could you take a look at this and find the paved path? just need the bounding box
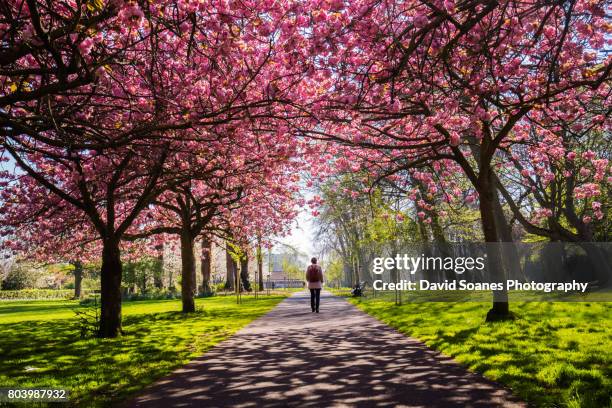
[128,291,524,407]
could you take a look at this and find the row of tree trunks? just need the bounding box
[97,234,270,337]
[222,242,255,292]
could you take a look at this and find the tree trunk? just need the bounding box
[225,245,236,290]
[417,218,437,280]
[479,173,512,321]
[201,238,212,294]
[492,187,523,281]
[467,140,512,320]
[73,260,83,299]
[240,254,251,291]
[154,246,164,289]
[257,245,264,291]
[356,252,372,284]
[352,255,359,285]
[579,242,611,285]
[429,206,456,281]
[99,237,123,338]
[180,229,196,313]
[343,261,353,287]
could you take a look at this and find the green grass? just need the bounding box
[344,291,611,408]
[0,295,286,407]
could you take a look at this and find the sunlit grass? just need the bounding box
[0,295,286,407]
[344,292,611,407]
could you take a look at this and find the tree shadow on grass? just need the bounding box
[0,302,80,315]
[354,299,612,408]
[126,293,524,408]
[0,297,284,408]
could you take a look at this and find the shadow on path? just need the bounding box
[127,291,524,407]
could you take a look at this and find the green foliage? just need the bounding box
[212,282,226,293]
[1,263,41,290]
[0,261,99,291]
[74,295,100,338]
[440,203,484,241]
[0,295,287,407]
[324,258,344,286]
[225,241,245,263]
[348,296,611,408]
[281,258,304,280]
[122,256,163,294]
[363,190,419,246]
[314,174,486,287]
[123,288,180,301]
[0,289,90,300]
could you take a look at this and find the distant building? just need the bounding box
[266,252,304,288]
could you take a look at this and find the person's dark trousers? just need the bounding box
[310,289,321,312]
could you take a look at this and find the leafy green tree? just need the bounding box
[1,262,40,290]
[323,258,343,287]
[123,257,163,295]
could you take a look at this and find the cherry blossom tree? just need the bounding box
[292,0,611,319]
[125,127,303,312]
[2,0,610,333]
[498,106,610,242]
[1,0,307,336]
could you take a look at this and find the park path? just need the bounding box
[128,291,524,408]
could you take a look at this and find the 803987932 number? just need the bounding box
[0,388,69,402]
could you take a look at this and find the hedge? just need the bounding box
[0,289,91,300]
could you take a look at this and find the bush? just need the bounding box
[1,264,40,290]
[212,282,226,293]
[79,295,101,305]
[197,289,215,298]
[123,288,179,301]
[75,295,100,338]
[0,289,89,300]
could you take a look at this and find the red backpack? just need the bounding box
[306,265,322,282]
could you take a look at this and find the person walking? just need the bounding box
[306,257,324,313]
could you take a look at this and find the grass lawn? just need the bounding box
[345,292,611,408]
[0,294,287,407]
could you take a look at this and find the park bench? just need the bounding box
[351,281,367,297]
